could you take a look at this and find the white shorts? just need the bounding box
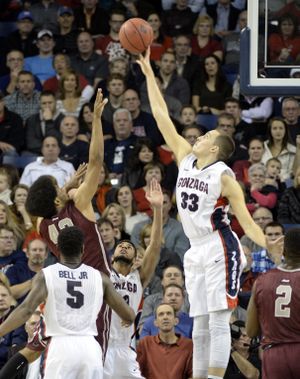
[184,229,246,317]
[104,341,144,379]
[44,335,103,379]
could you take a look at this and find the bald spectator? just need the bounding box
[73,0,109,37]
[5,11,38,58]
[4,71,40,123]
[59,116,89,169]
[20,136,75,187]
[70,31,108,88]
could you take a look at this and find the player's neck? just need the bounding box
[282,260,300,270]
[113,262,131,276]
[195,156,218,170]
[60,258,81,268]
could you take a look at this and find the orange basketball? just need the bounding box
[119,18,153,55]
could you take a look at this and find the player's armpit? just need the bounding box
[20,347,42,363]
[246,282,260,338]
[221,175,266,248]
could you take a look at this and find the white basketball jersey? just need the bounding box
[43,263,103,336]
[109,269,142,343]
[176,155,235,240]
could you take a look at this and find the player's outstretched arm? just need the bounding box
[221,175,266,248]
[0,272,47,338]
[0,348,42,379]
[137,48,192,164]
[139,179,163,288]
[73,89,108,211]
[102,273,136,323]
[246,282,260,338]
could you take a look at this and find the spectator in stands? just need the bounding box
[73,0,109,37]
[240,94,274,126]
[251,221,284,273]
[261,117,296,181]
[56,69,91,117]
[0,51,40,97]
[281,97,300,145]
[181,125,203,146]
[233,137,265,185]
[222,10,247,75]
[43,54,93,100]
[275,0,300,22]
[122,89,164,146]
[54,6,78,56]
[24,30,56,83]
[205,0,241,38]
[6,239,47,297]
[0,225,27,272]
[25,90,63,156]
[192,54,232,114]
[131,190,190,262]
[147,12,173,62]
[0,168,13,206]
[78,102,111,142]
[133,162,164,216]
[268,13,300,64]
[115,185,149,235]
[29,0,59,34]
[59,116,89,169]
[191,14,223,61]
[162,0,198,37]
[0,282,27,369]
[112,0,155,20]
[224,97,257,147]
[179,105,199,129]
[4,70,40,123]
[141,284,193,339]
[97,218,118,260]
[137,303,193,379]
[101,73,126,125]
[139,265,189,324]
[9,184,34,233]
[0,91,24,158]
[102,202,130,240]
[104,108,137,177]
[240,207,273,253]
[278,166,300,224]
[20,136,75,187]
[245,163,278,214]
[173,35,200,88]
[95,9,127,62]
[5,11,38,58]
[71,31,109,88]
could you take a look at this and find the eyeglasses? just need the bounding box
[0,236,15,240]
[253,217,272,222]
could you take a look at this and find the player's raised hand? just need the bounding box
[145,178,163,209]
[136,47,152,76]
[93,89,108,118]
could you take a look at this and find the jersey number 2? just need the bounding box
[274,284,292,318]
[66,280,84,309]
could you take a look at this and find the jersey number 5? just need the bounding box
[66,280,84,309]
[274,284,292,318]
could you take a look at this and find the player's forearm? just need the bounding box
[89,114,104,166]
[150,206,163,250]
[243,222,266,249]
[0,304,33,337]
[10,280,32,300]
[231,351,259,379]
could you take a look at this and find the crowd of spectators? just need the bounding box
[0,0,299,378]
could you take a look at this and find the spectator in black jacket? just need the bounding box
[0,91,24,159]
[278,166,300,224]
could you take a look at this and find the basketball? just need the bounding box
[119,18,153,55]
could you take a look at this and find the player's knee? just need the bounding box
[209,310,231,336]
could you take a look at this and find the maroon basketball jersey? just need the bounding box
[39,201,111,275]
[255,267,300,347]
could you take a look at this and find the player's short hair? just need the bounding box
[163,283,184,297]
[214,134,235,161]
[284,228,300,260]
[57,226,84,258]
[155,302,176,318]
[26,176,57,218]
[115,239,137,257]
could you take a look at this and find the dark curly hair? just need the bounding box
[26,176,57,218]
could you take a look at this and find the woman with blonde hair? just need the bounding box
[56,70,92,117]
[0,200,25,248]
[102,202,130,240]
[191,14,223,61]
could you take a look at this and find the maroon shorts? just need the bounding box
[262,343,300,379]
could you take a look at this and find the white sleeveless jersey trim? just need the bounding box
[176,155,235,240]
[43,263,103,336]
[109,269,142,342]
